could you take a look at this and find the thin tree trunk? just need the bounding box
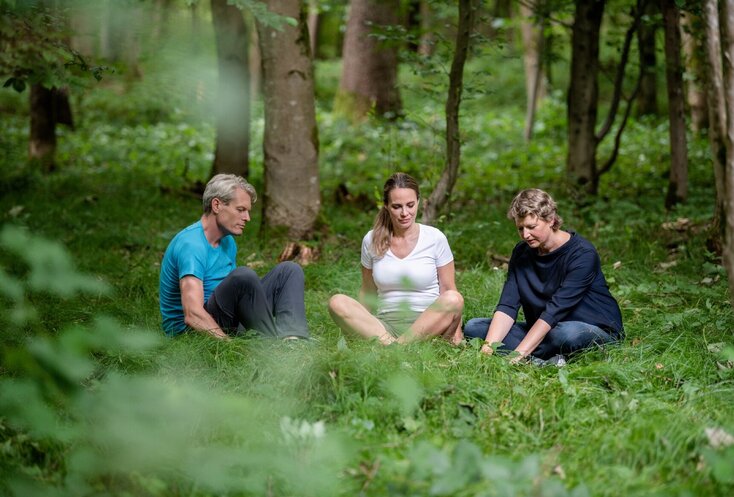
[210,0,250,177]
[661,0,688,208]
[682,11,709,132]
[307,0,320,58]
[422,0,477,224]
[418,0,435,56]
[257,0,320,239]
[566,0,604,187]
[29,84,57,172]
[636,1,658,116]
[520,0,548,142]
[335,0,402,121]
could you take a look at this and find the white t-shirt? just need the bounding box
[361,224,454,315]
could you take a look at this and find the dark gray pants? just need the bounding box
[205,261,310,339]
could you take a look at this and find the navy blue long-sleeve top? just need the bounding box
[496,232,623,336]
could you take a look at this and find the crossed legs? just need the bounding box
[328,290,464,345]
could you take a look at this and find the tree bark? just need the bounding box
[566,0,604,187]
[257,0,320,239]
[719,0,734,308]
[661,0,688,208]
[307,0,320,58]
[703,0,727,251]
[701,0,734,307]
[636,1,658,116]
[422,0,477,224]
[520,0,548,142]
[335,0,402,121]
[29,86,73,173]
[682,11,709,132]
[29,84,57,172]
[210,0,250,178]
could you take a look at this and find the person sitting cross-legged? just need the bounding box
[464,188,623,362]
[159,173,310,340]
[328,172,464,345]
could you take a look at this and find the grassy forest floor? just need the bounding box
[1,45,734,496]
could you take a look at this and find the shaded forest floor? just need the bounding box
[1,55,734,496]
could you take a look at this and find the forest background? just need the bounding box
[1,0,734,496]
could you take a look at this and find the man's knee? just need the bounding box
[276,261,304,281]
[228,266,260,287]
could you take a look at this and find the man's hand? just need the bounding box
[208,328,231,340]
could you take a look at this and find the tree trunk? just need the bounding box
[701,0,734,306]
[257,0,320,239]
[335,0,402,121]
[682,11,709,132]
[210,0,250,178]
[566,0,604,187]
[636,1,658,116]
[29,85,73,173]
[520,0,548,142]
[418,0,435,56]
[703,0,728,252]
[661,0,688,208]
[307,0,320,58]
[422,0,477,224]
[29,84,57,172]
[719,0,734,308]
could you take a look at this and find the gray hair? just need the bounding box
[507,188,563,230]
[202,174,257,214]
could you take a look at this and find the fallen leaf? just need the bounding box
[655,363,664,370]
[705,427,734,449]
[658,260,678,270]
[708,342,726,354]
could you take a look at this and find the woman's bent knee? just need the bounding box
[328,294,350,315]
[438,290,464,312]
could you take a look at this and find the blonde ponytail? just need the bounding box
[370,206,393,257]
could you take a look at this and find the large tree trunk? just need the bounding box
[257,0,320,239]
[335,0,402,121]
[210,0,250,177]
[682,11,709,132]
[566,0,604,187]
[701,0,734,306]
[636,1,658,116]
[661,0,688,208]
[520,0,548,142]
[422,0,477,224]
[724,0,734,310]
[704,0,728,251]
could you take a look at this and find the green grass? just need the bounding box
[2,38,734,497]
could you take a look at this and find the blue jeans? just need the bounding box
[464,318,617,360]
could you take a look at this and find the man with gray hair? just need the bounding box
[159,173,310,340]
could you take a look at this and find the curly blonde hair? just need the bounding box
[507,188,563,230]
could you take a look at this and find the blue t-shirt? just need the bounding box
[159,220,237,335]
[496,232,623,335]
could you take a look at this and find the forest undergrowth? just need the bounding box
[1,53,733,497]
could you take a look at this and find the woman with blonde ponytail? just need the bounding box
[328,173,464,345]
